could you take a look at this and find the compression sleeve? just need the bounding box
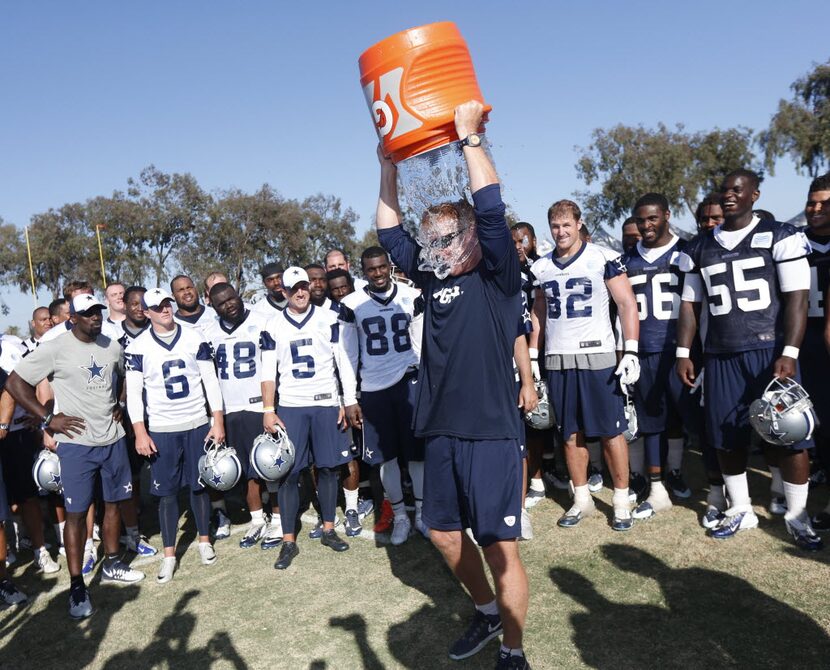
[198,359,224,415]
[125,369,146,426]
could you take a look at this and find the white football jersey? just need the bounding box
[261,304,356,408]
[250,295,286,320]
[174,304,218,337]
[0,336,29,432]
[531,242,627,355]
[125,325,214,429]
[39,320,73,343]
[203,310,268,414]
[340,284,423,392]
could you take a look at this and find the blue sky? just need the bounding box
[1,1,826,331]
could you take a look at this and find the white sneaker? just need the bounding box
[102,559,145,584]
[36,548,61,574]
[633,485,673,520]
[213,510,231,540]
[92,523,101,542]
[414,515,430,539]
[520,509,533,541]
[390,516,411,546]
[199,542,217,565]
[524,489,545,509]
[157,556,176,584]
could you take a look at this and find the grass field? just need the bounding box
[2,451,829,670]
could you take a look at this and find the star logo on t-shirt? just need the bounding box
[80,355,108,383]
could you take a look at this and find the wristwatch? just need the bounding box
[41,412,54,430]
[460,133,482,148]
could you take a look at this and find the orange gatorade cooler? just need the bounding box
[359,22,491,164]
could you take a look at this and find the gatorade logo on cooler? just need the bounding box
[363,67,422,141]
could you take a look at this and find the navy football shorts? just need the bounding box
[278,405,352,470]
[422,436,523,547]
[635,350,703,435]
[799,327,830,440]
[0,430,40,504]
[704,348,812,452]
[548,366,628,439]
[148,424,210,496]
[360,372,424,466]
[56,438,132,513]
[225,410,264,479]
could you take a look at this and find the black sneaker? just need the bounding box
[666,469,691,499]
[321,529,349,552]
[274,541,299,570]
[0,578,27,606]
[496,649,531,669]
[629,472,649,504]
[344,510,362,537]
[448,610,502,660]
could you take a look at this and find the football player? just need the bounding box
[325,249,368,290]
[530,200,640,532]
[104,282,126,328]
[203,271,229,307]
[377,101,531,669]
[205,283,282,550]
[48,298,69,328]
[6,294,145,619]
[342,246,426,543]
[624,193,695,521]
[696,195,725,232]
[676,169,822,550]
[621,217,642,254]
[327,269,355,304]
[24,306,52,352]
[171,274,218,336]
[125,288,226,582]
[251,262,287,319]
[261,267,359,569]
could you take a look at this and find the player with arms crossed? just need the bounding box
[261,267,359,570]
[342,246,426,544]
[377,101,531,669]
[125,288,226,583]
[676,169,822,549]
[529,200,640,532]
[6,294,145,619]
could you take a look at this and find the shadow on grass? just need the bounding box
[99,589,247,669]
[552,544,830,669]
[330,614,384,670]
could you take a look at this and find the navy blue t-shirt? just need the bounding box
[378,184,522,440]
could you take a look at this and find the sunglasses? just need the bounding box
[426,229,465,249]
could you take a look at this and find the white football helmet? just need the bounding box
[198,440,242,491]
[623,389,638,442]
[750,377,817,447]
[524,379,555,431]
[250,429,295,482]
[33,449,62,494]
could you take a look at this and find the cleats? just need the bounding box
[666,469,691,499]
[69,586,92,619]
[710,509,759,539]
[321,529,349,552]
[213,509,231,540]
[701,505,726,530]
[260,521,283,550]
[102,559,145,584]
[198,542,217,565]
[557,502,595,528]
[274,541,299,570]
[524,488,545,509]
[612,508,634,532]
[496,650,531,669]
[390,515,411,545]
[36,548,61,574]
[356,497,374,520]
[344,510,362,537]
[0,578,27,607]
[239,522,265,549]
[157,556,176,584]
[587,467,604,493]
[309,515,341,539]
[785,515,824,551]
[373,500,394,533]
[123,534,158,557]
[82,550,96,576]
[633,486,672,520]
[448,610,502,660]
[769,496,787,516]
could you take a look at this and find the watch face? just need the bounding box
[468,133,481,147]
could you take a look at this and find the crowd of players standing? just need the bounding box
[0,114,829,668]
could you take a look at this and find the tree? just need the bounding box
[574,123,757,227]
[126,165,211,286]
[761,60,830,178]
[0,218,24,288]
[299,194,359,265]
[86,194,149,286]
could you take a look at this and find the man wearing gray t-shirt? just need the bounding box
[6,294,145,620]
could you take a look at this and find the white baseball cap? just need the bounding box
[282,267,310,290]
[69,294,106,315]
[142,287,175,309]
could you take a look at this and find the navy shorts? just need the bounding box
[704,348,812,452]
[56,438,132,513]
[635,350,703,435]
[225,410,264,479]
[148,424,210,496]
[548,366,628,439]
[799,328,830,440]
[361,372,424,466]
[278,405,352,470]
[0,430,40,503]
[0,457,10,522]
[422,436,523,547]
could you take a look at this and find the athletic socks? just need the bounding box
[783,481,809,521]
[722,472,751,510]
[573,484,592,509]
[529,478,545,493]
[666,438,684,472]
[769,466,784,496]
[250,509,265,525]
[343,488,359,513]
[476,599,499,616]
[500,644,524,658]
[612,487,630,510]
